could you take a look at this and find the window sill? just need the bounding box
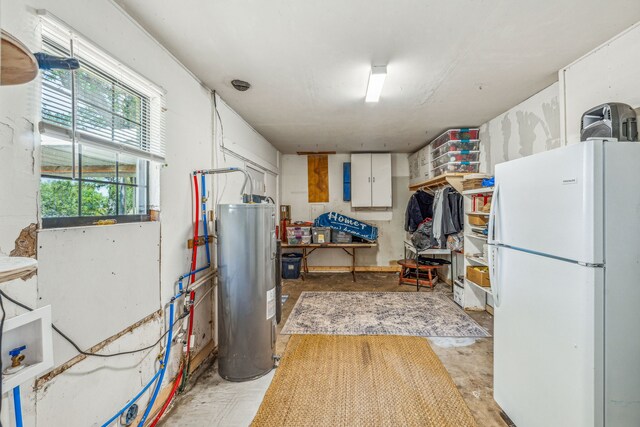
[41,214,151,229]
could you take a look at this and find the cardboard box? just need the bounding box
[472,194,492,211]
[468,214,488,226]
[466,265,491,287]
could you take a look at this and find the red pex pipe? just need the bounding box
[190,174,200,286]
[148,367,183,427]
[148,175,201,426]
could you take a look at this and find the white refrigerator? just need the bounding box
[489,139,640,427]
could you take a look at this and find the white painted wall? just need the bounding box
[0,1,213,424]
[280,153,409,267]
[0,2,279,426]
[560,21,640,144]
[479,82,562,174]
[480,20,640,172]
[212,94,280,206]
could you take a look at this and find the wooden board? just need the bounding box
[1,30,38,86]
[307,155,329,203]
[307,266,400,272]
[409,173,467,193]
[282,243,377,248]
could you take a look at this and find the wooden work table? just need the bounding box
[281,242,377,282]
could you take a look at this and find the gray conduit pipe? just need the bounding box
[193,167,254,202]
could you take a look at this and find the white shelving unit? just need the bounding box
[461,187,494,311]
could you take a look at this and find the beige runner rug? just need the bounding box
[251,335,477,427]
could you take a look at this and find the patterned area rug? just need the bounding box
[281,291,490,338]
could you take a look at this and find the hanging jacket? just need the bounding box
[430,189,444,248]
[404,190,434,232]
[441,187,457,236]
[447,191,463,233]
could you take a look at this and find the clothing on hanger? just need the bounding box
[404,189,434,232]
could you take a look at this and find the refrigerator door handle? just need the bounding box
[488,184,499,244]
[488,245,501,307]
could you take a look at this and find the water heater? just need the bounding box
[216,204,277,381]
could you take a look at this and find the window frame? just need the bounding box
[40,35,155,228]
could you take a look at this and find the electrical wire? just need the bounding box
[213,90,226,160]
[0,290,188,358]
[213,90,229,206]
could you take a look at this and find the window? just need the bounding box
[39,15,165,227]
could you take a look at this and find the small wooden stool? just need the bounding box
[397,259,441,291]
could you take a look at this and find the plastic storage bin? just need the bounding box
[430,128,480,150]
[287,226,311,244]
[431,140,480,159]
[332,231,353,244]
[312,227,331,244]
[409,152,420,182]
[432,161,480,177]
[432,151,480,168]
[282,253,303,279]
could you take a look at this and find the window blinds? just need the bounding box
[39,12,166,163]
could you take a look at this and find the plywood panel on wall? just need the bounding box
[307,155,329,203]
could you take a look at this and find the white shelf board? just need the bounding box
[403,240,451,255]
[464,233,488,241]
[465,256,488,266]
[465,278,493,295]
[0,257,37,284]
[466,211,490,216]
[462,187,494,196]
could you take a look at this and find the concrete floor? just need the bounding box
[160,272,507,426]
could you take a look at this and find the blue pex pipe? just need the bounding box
[100,302,175,427]
[13,386,23,427]
[137,303,175,427]
[100,370,162,427]
[201,174,211,265]
[178,264,210,281]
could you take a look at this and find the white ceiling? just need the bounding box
[116,0,640,153]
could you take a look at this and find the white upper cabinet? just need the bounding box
[350,153,392,208]
[371,153,392,207]
[350,154,372,207]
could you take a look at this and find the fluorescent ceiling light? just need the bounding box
[365,65,387,103]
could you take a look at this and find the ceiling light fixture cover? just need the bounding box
[231,79,251,91]
[365,65,387,103]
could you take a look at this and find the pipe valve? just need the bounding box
[5,345,27,374]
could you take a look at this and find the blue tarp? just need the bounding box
[313,212,378,241]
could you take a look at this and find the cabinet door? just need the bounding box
[371,153,392,207]
[350,153,372,207]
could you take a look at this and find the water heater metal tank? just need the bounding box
[217,204,277,381]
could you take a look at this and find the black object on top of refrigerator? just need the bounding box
[580,102,638,142]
